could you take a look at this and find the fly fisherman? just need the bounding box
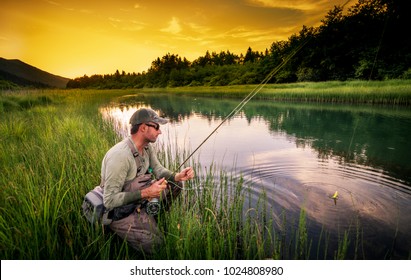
[101,108,195,255]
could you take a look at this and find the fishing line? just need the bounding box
[164,39,310,193]
[369,10,389,80]
[177,40,309,171]
[167,1,357,193]
[175,0,356,174]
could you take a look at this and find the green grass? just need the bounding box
[0,88,400,260]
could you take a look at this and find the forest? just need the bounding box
[66,0,411,89]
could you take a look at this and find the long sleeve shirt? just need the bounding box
[101,136,174,209]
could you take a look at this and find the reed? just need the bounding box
[0,89,374,260]
[153,163,279,260]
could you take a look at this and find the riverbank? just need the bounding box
[136,79,411,105]
[1,79,410,107]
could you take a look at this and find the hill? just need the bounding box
[0,58,69,88]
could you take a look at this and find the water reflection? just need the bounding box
[100,93,411,259]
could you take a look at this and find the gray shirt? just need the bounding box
[101,136,174,209]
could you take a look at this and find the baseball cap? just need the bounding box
[129,108,168,126]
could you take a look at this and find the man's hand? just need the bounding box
[141,178,167,199]
[175,167,195,182]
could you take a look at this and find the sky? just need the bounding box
[1,0,351,79]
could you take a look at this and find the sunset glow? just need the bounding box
[1,0,350,78]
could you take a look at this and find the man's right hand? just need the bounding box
[141,178,167,200]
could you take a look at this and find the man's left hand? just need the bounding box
[175,167,195,182]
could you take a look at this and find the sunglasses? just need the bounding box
[145,123,160,131]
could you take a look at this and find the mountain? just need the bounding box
[0,58,69,88]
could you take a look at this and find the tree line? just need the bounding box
[67,0,411,89]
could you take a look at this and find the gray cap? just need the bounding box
[129,108,168,126]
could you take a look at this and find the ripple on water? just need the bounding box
[236,159,411,244]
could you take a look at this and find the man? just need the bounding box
[101,107,195,254]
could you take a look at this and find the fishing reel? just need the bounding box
[145,178,168,216]
[146,198,160,216]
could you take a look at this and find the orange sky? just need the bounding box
[1,0,350,78]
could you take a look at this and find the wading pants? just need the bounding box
[109,208,161,255]
[109,179,182,255]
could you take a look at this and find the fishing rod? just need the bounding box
[163,39,309,197]
[177,39,308,170]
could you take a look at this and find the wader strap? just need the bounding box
[127,137,139,158]
[126,138,142,175]
[100,138,142,189]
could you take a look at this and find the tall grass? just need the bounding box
[0,90,122,259]
[0,89,369,259]
[153,165,280,259]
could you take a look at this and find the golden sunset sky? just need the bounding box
[1,0,350,78]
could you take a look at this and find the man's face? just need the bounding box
[143,122,161,143]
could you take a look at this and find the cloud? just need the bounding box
[245,0,332,11]
[109,17,122,23]
[108,17,145,31]
[79,9,93,14]
[187,22,211,34]
[46,0,61,6]
[161,17,182,34]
